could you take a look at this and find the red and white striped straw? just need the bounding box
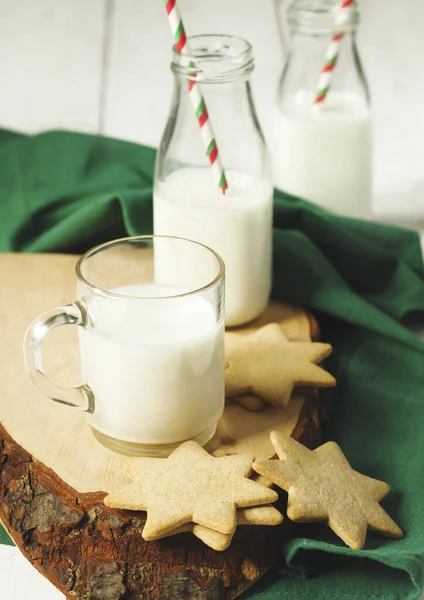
[314,0,355,105]
[164,0,228,194]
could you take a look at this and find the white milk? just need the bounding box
[154,169,273,327]
[80,284,224,446]
[273,91,372,218]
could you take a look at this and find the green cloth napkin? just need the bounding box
[1,130,423,599]
[0,524,12,547]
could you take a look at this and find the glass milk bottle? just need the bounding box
[154,35,273,327]
[273,0,372,218]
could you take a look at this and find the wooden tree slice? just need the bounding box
[0,254,324,600]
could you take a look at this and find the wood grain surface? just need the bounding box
[0,253,323,599]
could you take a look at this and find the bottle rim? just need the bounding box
[288,2,360,35]
[171,34,254,83]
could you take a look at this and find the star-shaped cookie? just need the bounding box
[104,441,278,540]
[156,505,284,551]
[225,323,336,407]
[253,432,403,550]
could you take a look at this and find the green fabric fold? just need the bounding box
[0,525,13,547]
[0,130,423,599]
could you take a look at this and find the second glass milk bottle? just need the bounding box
[273,0,372,218]
[154,35,273,327]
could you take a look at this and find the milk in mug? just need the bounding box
[273,91,372,218]
[154,168,273,327]
[80,284,224,446]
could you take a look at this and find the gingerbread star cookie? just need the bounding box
[234,394,267,412]
[225,323,335,407]
[104,440,278,540]
[253,432,403,550]
[157,505,284,551]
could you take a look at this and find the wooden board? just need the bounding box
[0,253,323,600]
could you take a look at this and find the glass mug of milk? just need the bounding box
[24,236,225,457]
[273,0,372,218]
[154,34,273,327]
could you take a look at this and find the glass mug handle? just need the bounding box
[24,301,94,412]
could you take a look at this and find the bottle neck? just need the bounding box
[171,34,254,85]
[279,29,369,110]
[290,27,357,63]
[160,34,269,178]
[171,34,261,132]
[288,0,360,35]
[172,75,267,158]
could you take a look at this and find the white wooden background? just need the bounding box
[0,0,423,223]
[0,0,423,598]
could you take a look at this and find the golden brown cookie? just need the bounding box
[252,472,274,489]
[225,323,335,407]
[212,451,274,489]
[155,522,232,551]
[211,449,228,457]
[155,504,284,550]
[227,301,312,342]
[253,432,403,550]
[233,394,268,412]
[237,505,283,526]
[104,441,278,540]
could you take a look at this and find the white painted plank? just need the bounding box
[0,545,64,599]
[102,0,282,148]
[358,0,424,221]
[0,0,107,134]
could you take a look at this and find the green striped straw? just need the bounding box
[164,0,228,194]
[315,0,355,105]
